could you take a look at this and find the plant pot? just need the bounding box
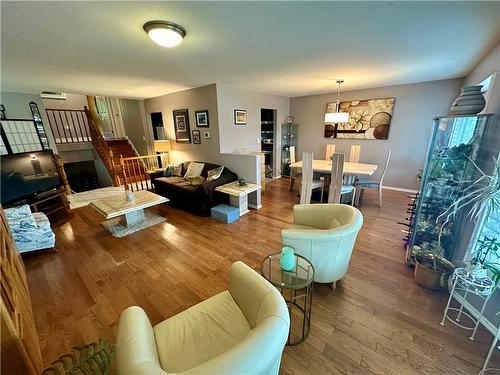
[449,85,486,115]
[414,254,455,290]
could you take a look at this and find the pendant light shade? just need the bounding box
[325,112,349,123]
[325,79,349,124]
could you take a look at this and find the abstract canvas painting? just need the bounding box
[324,97,395,140]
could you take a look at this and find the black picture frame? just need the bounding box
[192,130,201,144]
[173,109,191,143]
[195,110,209,127]
[234,109,247,125]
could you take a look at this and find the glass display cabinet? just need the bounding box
[406,114,493,263]
[281,123,298,177]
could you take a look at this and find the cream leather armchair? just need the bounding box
[281,204,363,287]
[116,261,290,375]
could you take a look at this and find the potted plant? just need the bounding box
[468,236,500,286]
[414,155,500,290]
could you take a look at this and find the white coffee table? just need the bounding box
[90,190,169,237]
[215,181,260,215]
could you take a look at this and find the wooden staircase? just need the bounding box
[106,138,142,183]
[84,107,142,186]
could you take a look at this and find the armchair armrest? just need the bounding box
[116,306,167,375]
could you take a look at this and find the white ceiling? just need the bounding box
[2,1,499,99]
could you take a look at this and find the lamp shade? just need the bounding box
[154,140,171,153]
[325,112,349,123]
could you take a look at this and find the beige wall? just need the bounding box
[42,93,87,110]
[289,78,463,190]
[216,84,290,176]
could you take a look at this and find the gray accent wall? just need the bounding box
[143,84,221,165]
[120,99,149,156]
[289,79,463,190]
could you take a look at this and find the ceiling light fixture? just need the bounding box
[143,20,186,48]
[325,79,349,123]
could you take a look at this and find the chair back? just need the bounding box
[379,149,392,185]
[328,153,345,204]
[325,144,336,160]
[289,145,296,164]
[300,152,314,204]
[349,144,361,163]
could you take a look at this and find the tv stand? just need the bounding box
[29,187,72,227]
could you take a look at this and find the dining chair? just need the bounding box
[327,153,356,206]
[325,144,336,160]
[349,145,361,163]
[288,146,301,191]
[357,149,392,207]
[300,152,324,204]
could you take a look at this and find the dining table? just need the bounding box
[288,160,378,191]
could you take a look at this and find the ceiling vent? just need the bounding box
[40,91,67,100]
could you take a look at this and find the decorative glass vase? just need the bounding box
[449,85,486,115]
[280,247,295,271]
[126,190,134,201]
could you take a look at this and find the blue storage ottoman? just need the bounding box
[211,204,240,224]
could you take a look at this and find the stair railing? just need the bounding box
[84,107,120,186]
[120,153,168,191]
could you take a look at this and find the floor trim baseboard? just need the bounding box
[383,186,418,194]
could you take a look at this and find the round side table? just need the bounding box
[261,253,314,346]
[440,267,494,340]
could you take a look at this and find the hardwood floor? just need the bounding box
[24,179,498,374]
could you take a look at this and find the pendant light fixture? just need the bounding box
[325,79,349,123]
[143,20,186,48]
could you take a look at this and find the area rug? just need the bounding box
[100,211,166,237]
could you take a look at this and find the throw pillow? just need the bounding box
[207,166,224,181]
[163,164,182,177]
[184,162,205,179]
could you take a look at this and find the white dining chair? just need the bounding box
[327,153,356,206]
[349,145,361,163]
[288,145,301,191]
[300,152,324,204]
[357,149,391,207]
[325,144,336,160]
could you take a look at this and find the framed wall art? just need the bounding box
[234,109,247,125]
[192,130,201,144]
[173,109,191,143]
[324,97,395,140]
[195,110,209,127]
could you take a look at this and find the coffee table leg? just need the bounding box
[120,209,145,227]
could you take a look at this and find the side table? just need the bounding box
[261,253,314,345]
[215,181,260,216]
[440,267,495,340]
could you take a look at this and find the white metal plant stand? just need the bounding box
[479,324,499,374]
[440,267,494,340]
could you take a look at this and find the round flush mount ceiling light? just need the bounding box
[143,20,186,47]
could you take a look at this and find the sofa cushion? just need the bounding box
[155,176,190,187]
[184,162,205,179]
[185,176,206,186]
[153,290,251,373]
[207,166,224,181]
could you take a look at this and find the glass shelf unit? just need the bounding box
[281,123,298,177]
[406,114,493,263]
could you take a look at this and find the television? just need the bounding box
[1,150,62,205]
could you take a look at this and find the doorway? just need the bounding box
[261,108,277,179]
[150,112,164,140]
